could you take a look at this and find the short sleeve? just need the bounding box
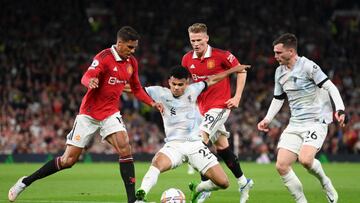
[188,82,206,99]
[144,86,163,102]
[222,51,240,69]
[304,60,328,85]
[87,56,106,76]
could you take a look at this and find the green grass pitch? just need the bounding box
[1,162,359,202]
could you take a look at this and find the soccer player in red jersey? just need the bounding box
[8,26,163,203]
[182,23,253,203]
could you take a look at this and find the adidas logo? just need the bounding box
[113,67,118,71]
[190,64,196,69]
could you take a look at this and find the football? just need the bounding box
[160,188,186,203]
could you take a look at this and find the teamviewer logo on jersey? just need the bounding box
[108,77,127,85]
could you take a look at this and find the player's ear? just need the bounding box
[289,47,295,54]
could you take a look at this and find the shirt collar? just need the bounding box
[111,45,123,61]
[192,45,212,59]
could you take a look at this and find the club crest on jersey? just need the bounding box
[127,64,133,75]
[74,134,81,141]
[89,59,99,70]
[207,60,215,69]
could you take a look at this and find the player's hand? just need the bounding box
[123,84,132,93]
[335,110,347,127]
[257,118,270,132]
[152,102,164,114]
[236,64,251,72]
[88,78,99,89]
[225,97,240,108]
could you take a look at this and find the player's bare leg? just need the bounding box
[277,148,307,203]
[299,146,338,203]
[189,164,229,203]
[8,145,82,202]
[106,131,136,203]
[203,164,229,189]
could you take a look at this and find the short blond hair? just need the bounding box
[188,23,207,34]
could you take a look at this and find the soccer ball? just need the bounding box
[160,188,186,203]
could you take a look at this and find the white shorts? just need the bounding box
[199,108,230,143]
[277,122,328,155]
[158,140,218,174]
[66,112,127,148]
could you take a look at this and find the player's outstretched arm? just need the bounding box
[321,80,346,127]
[225,64,250,108]
[257,97,285,132]
[151,102,164,114]
[257,119,270,132]
[123,84,132,93]
[206,64,250,86]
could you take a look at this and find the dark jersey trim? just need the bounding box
[202,81,208,92]
[274,93,286,100]
[317,78,329,88]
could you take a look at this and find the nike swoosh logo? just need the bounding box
[327,194,334,203]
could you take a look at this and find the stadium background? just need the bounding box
[1,0,359,161]
[1,1,360,203]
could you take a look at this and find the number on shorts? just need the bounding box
[306,131,317,140]
[198,147,213,160]
[116,117,122,124]
[204,114,215,125]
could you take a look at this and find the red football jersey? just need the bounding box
[79,45,153,120]
[182,45,240,115]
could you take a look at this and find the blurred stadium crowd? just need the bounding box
[1,0,359,157]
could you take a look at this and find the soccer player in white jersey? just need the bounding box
[135,65,250,203]
[257,33,346,203]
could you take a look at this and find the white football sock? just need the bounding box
[307,159,329,185]
[281,169,307,203]
[237,175,247,186]
[140,165,160,194]
[196,180,220,192]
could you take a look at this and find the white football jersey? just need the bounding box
[274,56,333,124]
[145,82,205,142]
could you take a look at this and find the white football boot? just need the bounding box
[323,178,338,203]
[197,191,211,203]
[239,178,254,203]
[8,176,27,202]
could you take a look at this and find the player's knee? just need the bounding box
[217,178,230,189]
[275,161,290,175]
[60,156,77,168]
[151,160,166,172]
[298,156,313,169]
[151,158,161,168]
[116,145,132,157]
[214,139,229,150]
